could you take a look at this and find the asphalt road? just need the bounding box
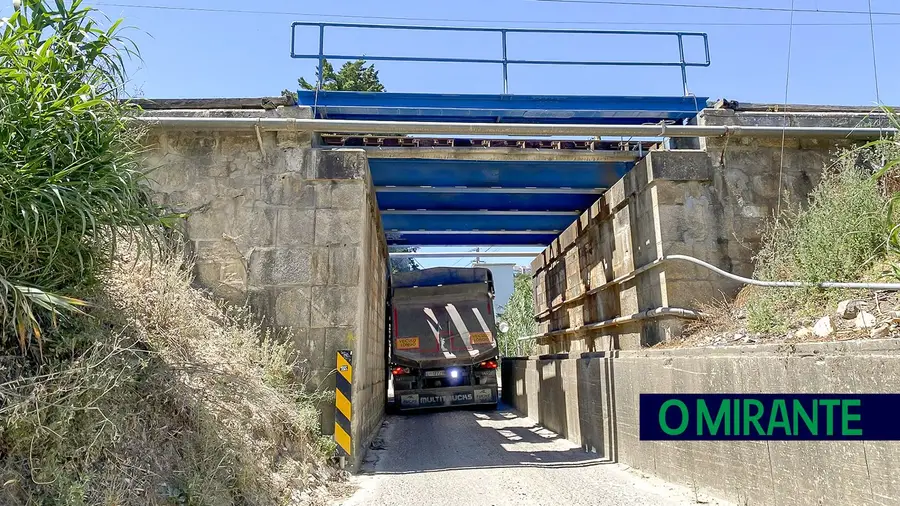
[340,405,727,506]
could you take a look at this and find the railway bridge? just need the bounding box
[137,22,900,506]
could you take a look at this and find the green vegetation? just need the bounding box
[0,0,158,354]
[389,246,421,274]
[0,2,337,503]
[867,110,900,281]
[745,137,900,333]
[0,248,341,505]
[497,273,537,357]
[299,59,385,92]
[283,58,385,102]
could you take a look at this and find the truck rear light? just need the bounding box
[392,366,410,376]
[478,359,498,369]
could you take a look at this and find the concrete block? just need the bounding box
[331,181,366,210]
[165,131,218,160]
[231,205,277,251]
[310,286,359,327]
[194,261,221,287]
[248,247,313,286]
[275,209,315,247]
[311,247,329,285]
[328,246,360,286]
[261,173,316,208]
[323,327,355,367]
[185,200,235,241]
[312,181,333,209]
[292,327,325,371]
[274,287,312,328]
[647,150,713,181]
[315,208,362,246]
[307,150,368,180]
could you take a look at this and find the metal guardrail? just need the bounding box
[289,22,710,96]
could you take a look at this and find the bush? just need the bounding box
[0,245,342,505]
[746,144,895,332]
[754,152,888,284]
[0,0,159,353]
[497,273,537,357]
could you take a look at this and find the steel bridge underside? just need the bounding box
[300,90,708,247]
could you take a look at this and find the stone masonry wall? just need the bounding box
[143,111,388,468]
[531,108,864,350]
[351,171,388,464]
[531,150,727,352]
[502,340,900,506]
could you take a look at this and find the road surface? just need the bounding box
[340,405,727,506]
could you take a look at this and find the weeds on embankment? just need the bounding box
[1,2,340,503]
[0,246,344,505]
[682,119,900,344]
[744,144,894,334]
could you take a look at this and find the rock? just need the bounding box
[836,299,865,319]
[731,333,744,341]
[854,311,877,329]
[813,316,834,337]
[871,324,890,338]
[889,310,900,322]
[795,327,814,339]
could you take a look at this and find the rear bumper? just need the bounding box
[394,385,498,410]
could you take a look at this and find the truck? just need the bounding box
[388,267,500,411]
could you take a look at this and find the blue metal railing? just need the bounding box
[289,22,710,96]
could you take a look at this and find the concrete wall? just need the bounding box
[143,108,387,468]
[502,340,900,506]
[530,107,866,351]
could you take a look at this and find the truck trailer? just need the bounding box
[388,267,500,411]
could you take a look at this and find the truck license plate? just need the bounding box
[470,332,493,345]
[396,337,419,350]
[474,388,494,403]
[424,370,446,377]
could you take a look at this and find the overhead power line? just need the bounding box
[530,0,900,17]
[867,0,881,103]
[95,2,900,26]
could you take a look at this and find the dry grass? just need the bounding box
[0,243,345,505]
[684,292,743,336]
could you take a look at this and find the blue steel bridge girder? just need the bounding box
[367,158,631,189]
[299,91,707,125]
[371,156,626,245]
[288,22,712,247]
[375,185,604,247]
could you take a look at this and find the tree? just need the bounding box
[389,246,421,274]
[282,58,385,102]
[0,0,159,354]
[496,273,537,357]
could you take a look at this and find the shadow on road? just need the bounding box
[360,403,610,475]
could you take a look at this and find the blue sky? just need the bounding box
[71,0,897,105]
[5,0,896,267]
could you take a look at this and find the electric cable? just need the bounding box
[94,2,900,27]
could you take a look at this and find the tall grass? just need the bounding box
[753,153,888,284]
[745,138,899,333]
[863,108,900,281]
[0,0,159,353]
[0,245,342,505]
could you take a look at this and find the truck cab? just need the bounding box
[389,267,499,411]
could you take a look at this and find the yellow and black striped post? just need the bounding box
[334,350,353,459]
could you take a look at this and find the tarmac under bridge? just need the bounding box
[137,22,900,505]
